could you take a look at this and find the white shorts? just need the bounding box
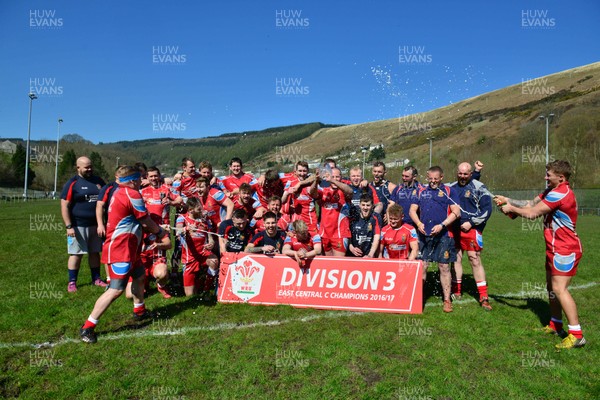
[67,226,102,255]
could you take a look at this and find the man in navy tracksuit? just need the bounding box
[447,162,493,310]
[348,194,382,258]
[390,166,424,226]
[369,161,396,222]
[409,166,461,313]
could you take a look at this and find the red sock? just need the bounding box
[476,280,488,299]
[549,318,563,332]
[568,324,583,339]
[452,280,462,295]
[82,317,98,330]
[133,303,146,315]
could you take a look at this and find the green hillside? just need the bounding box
[270,62,600,191]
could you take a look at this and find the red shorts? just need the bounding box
[545,251,581,277]
[109,262,145,290]
[182,256,213,287]
[141,255,167,278]
[455,229,483,252]
[321,236,349,253]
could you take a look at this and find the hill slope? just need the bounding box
[260,62,600,190]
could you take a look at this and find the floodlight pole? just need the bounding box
[361,147,368,178]
[539,114,554,188]
[53,118,63,199]
[24,93,38,201]
[539,113,554,165]
[426,137,435,167]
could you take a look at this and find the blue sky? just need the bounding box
[1,0,598,144]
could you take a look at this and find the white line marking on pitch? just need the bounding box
[0,282,596,350]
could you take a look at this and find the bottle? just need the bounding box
[497,203,517,219]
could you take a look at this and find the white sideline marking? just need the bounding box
[0,282,597,350]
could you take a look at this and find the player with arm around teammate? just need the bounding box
[370,161,397,222]
[176,197,219,297]
[317,167,353,257]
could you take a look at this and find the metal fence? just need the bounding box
[0,188,58,203]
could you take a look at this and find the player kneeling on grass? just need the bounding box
[80,166,169,344]
[282,220,322,270]
[219,209,254,253]
[348,194,381,258]
[379,204,418,260]
[245,212,287,254]
[124,222,173,300]
[495,160,586,349]
[176,197,219,298]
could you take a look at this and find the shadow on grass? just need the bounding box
[97,290,218,336]
[449,271,551,325]
[490,295,551,326]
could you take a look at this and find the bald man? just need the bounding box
[447,162,493,310]
[60,156,107,292]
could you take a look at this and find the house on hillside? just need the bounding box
[0,140,17,154]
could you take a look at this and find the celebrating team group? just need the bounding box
[60,155,585,349]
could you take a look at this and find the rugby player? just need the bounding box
[317,167,353,257]
[369,161,396,220]
[245,212,287,254]
[282,162,320,235]
[409,166,461,313]
[282,220,322,269]
[218,209,254,253]
[390,166,423,226]
[79,166,168,343]
[193,176,234,231]
[219,157,255,199]
[61,156,107,292]
[379,203,418,260]
[250,196,291,232]
[496,160,586,349]
[348,194,381,258]
[447,162,493,310]
[176,197,218,297]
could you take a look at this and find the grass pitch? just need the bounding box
[1,200,599,399]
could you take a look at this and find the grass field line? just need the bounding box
[1,281,596,350]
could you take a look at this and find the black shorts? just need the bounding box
[418,235,456,264]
